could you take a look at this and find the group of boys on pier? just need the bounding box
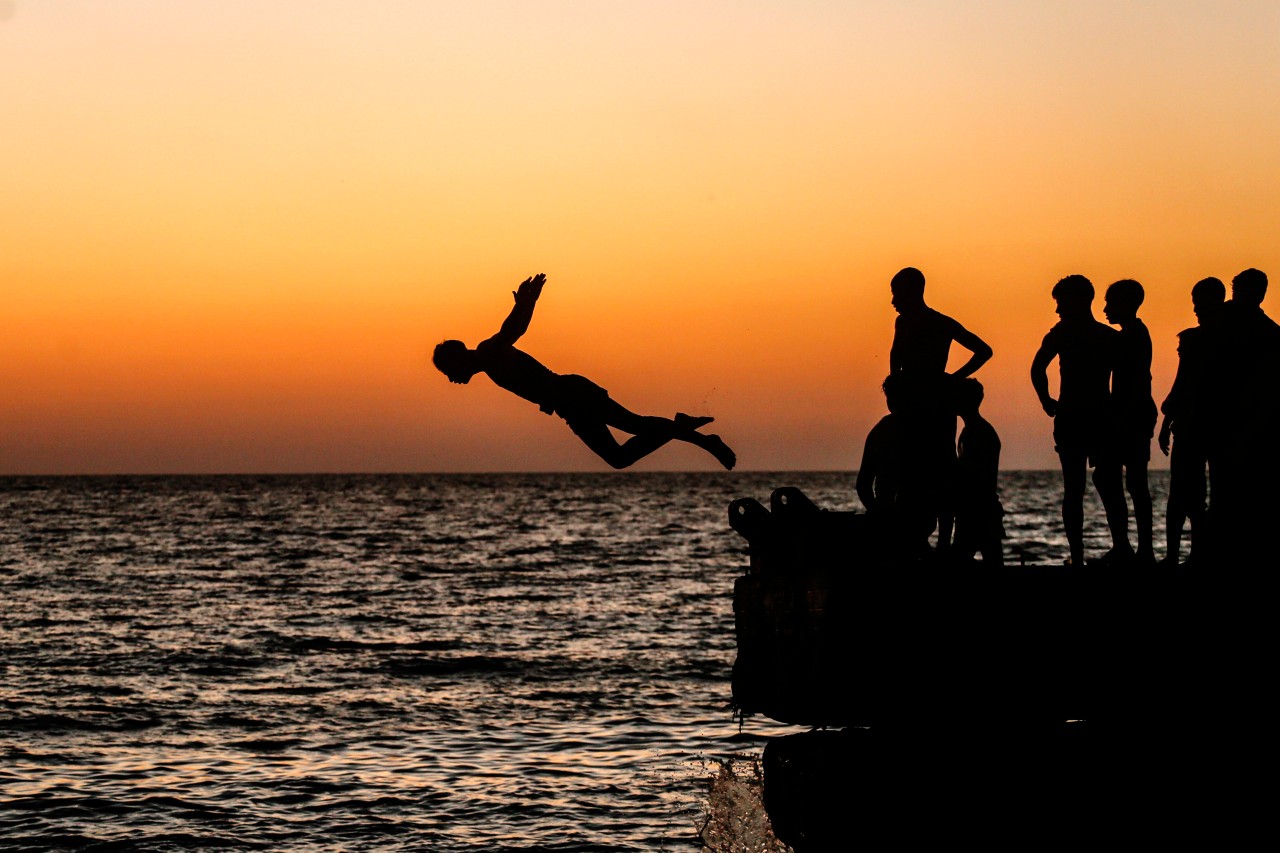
[858,265,1280,568]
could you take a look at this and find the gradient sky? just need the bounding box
[3,1,1278,473]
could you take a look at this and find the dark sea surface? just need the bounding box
[0,471,1168,851]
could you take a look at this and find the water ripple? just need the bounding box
[0,471,1116,850]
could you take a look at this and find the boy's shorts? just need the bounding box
[1117,401,1158,465]
[1053,410,1115,467]
[548,374,611,425]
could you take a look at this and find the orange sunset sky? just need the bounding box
[3,1,1279,474]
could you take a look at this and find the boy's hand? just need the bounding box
[514,273,545,303]
[1158,418,1172,456]
[1040,397,1057,417]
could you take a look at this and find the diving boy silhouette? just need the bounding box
[1103,279,1158,566]
[433,274,736,470]
[1030,275,1129,566]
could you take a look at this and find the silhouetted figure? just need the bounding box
[858,375,926,557]
[888,267,993,556]
[1206,268,1280,562]
[1158,277,1225,567]
[890,268,994,379]
[433,273,736,470]
[949,378,1005,566]
[856,376,901,515]
[1031,275,1129,566]
[1103,279,1157,566]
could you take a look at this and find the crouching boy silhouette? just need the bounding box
[432,273,736,470]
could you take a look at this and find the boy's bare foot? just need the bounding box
[675,413,714,431]
[1090,547,1135,567]
[702,434,736,470]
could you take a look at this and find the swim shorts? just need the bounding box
[1053,408,1115,467]
[547,374,611,424]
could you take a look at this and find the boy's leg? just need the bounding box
[936,505,954,554]
[566,415,671,469]
[1166,433,1212,564]
[566,398,734,469]
[1059,450,1087,565]
[1163,441,1186,564]
[600,399,734,469]
[1126,456,1154,562]
[1055,414,1091,565]
[1184,446,1208,561]
[1092,462,1132,559]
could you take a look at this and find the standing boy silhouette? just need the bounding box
[1158,277,1225,566]
[1103,279,1158,566]
[950,377,1005,566]
[433,273,736,470]
[1207,268,1280,562]
[1030,275,1129,566]
[887,267,992,555]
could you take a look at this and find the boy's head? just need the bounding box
[1191,277,1226,323]
[952,377,984,416]
[1103,279,1144,324]
[1232,268,1268,307]
[1050,274,1094,318]
[881,373,903,414]
[890,267,926,314]
[433,340,476,384]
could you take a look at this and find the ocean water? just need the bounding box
[0,471,1168,851]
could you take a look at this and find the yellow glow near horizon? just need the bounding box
[3,1,1279,473]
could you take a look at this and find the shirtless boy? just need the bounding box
[433,274,736,470]
[1030,275,1129,566]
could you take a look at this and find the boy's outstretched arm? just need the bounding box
[490,273,546,346]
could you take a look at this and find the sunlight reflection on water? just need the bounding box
[0,471,1164,850]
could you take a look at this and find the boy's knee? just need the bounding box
[595,445,632,469]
